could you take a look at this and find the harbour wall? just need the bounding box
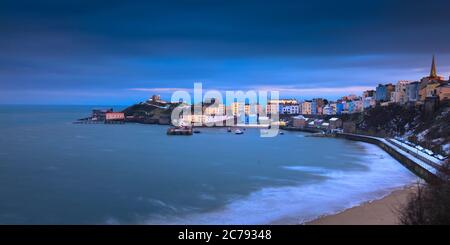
[335,133,441,184]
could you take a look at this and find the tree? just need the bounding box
[398,161,450,225]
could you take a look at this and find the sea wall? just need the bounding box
[335,133,441,184]
[282,126,323,133]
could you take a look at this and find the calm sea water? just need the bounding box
[0,105,417,224]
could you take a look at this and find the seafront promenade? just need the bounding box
[335,133,444,183]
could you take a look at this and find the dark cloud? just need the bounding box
[1,0,450,104]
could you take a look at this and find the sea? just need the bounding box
[0,105,418,224]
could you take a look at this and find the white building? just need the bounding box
[281,104,300,114]
[363,97,376,109]
[354,99,364,112]
[393,80,410,104]
[322,104,335,115]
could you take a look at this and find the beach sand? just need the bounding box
[272,185,416,225]
[305,185,416,225]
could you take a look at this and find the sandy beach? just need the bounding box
[305,185,416,225]
[272,185,417,225]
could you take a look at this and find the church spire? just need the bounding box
[430,55,437,78]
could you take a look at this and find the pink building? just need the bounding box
[106,112,125,121]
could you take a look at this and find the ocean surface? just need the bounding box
[0,105,417,224]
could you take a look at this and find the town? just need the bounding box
[76,56,449,161]
[75,55,450,188]
[77,56,449,137]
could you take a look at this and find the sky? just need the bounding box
[1,0,450,105]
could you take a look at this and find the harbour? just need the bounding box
[0,105,417,224]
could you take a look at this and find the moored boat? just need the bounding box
[234,129,243,134]
[167,126,193,135]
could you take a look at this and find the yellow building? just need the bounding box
[243,104,263,115]
[419,56,446,101]
[204,103,225,116]
[301,101,312,115]
[230,102,244,116]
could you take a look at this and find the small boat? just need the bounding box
[234,129,244,134]
[227,127,232,132]
[279,132,284,135]
[193,130,201,134]
[167,126,193,135]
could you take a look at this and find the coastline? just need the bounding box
[272,185,416,225]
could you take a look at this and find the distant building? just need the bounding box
[231,102,244,116]
[363,90,375,98]
[292,115,308,128]
[105,112,125,121]
[148,94,168,104]
[419,56,446,101]
[346,101,354,113]
[353,99,363,112]
[281,103,300,114]
[267,99,298,115]
[150,94,161,101]
[406,81,420,102]
[422,81,441,99]
[336,102,344,115]
[317,106,323,115]
[268,99,298,105]
[329,117,342,130]
[313,98,326,115]
[375,83,395,102]
[363,97,375,109]
[204,103,226,116]
[342,94,358,101]
[311,100,318,115]
[323,104,334,115]
[313,119,323,128]
[321,122,330,130]
[92,108,113,121]
[330,102,337,114]
[229,101,262,116]
[302,100,312,115]
[392,80,410,104]
[436,83,450,101]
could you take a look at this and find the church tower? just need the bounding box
[430,55,437,78]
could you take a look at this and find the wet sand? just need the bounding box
[272,185,416,225]
[305,185,416,225]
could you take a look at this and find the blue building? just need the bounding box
[311,100,317,115]
[375,83,395,102]
[406,81,420,102]
[336,103,344,115]
[347,101,354,113]
[375,84,387,101]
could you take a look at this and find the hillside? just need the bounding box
[121,101,181,124]
[342,103,450,155]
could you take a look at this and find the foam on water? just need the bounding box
[145,142,418,224]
